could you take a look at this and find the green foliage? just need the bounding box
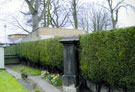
[21,70,28,80]
[80,27,135,90]
[41,71,62,86]
[0,70,28,92]
[51,74,62,86]
[12,65,41,76]
[34,88,40,92]
[4,45,17,55]
[17,41,40,63]
[17,38,64,70]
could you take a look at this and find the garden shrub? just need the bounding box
[21,70,28,80]
[34,88,40,92]
[17,41,40,63]
[80,27,135,90]
[17,38,63,71]
[39,38,63,69]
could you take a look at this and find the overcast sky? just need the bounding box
[0,0,135,38]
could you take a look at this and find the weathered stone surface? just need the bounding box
[63,44,77,75]
[100,85,108,92]
[62,75,77,86]
[86,80,133,92]
[60,37,79,92]
[86,80,97,92]
[63,84,77,92]
[0,47,5,69]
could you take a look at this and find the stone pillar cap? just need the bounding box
[60,36,79,44]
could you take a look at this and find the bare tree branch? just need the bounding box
[39,0,49,21]
[25,0,36,14]
[113,0,124,11]
[11,16,31,33]
[104,0,135,28]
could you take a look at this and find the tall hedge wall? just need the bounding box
[17,38,63,70]
[80,27,135,89]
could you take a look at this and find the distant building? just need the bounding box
[22,27,85,42]
[0,34,27,46]
[8,34,27,43]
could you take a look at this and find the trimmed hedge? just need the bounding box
[6,27,135,90]
[4,45,17,55]
[80,27,135,89]
[17,38,64,70]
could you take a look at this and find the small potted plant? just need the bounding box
[21,70,28,80]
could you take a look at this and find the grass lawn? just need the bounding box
[0,70,28,92]
[12,65,41,76]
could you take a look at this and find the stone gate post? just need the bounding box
[60,37,79,92]
[0,46,5,69]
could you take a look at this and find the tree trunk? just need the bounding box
[72,0,78,29]
[111,13,116,29]
[47,1,50,27]
[32,14,39,31]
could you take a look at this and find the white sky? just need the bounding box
[0,0,27,38]
[0,0,135,38]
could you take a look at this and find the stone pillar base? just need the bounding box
[63,85,77,92]
[62,75,78,92]
[63,75,77,86]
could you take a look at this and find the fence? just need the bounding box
[4,45,20,65]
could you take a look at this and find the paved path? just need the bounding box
[6,67,61,92]
[30,76,61,92]
[6,67,21,79]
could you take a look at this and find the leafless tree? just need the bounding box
[103,0,135,28]
[79,3,112,32]
[49,0,69,28]
[40,0,51,27]
[72,0,78,29]
[10,16,31,33]
[63,0,81,29]
[25,0,49,31]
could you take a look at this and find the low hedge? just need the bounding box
[17,38,64,71]
[80,27,135,90]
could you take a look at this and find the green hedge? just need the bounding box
[80,27,135,89]
[4,45,17,55]
[17,38,63,70]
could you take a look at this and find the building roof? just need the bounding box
[8,34,27,40]
[8,34,27,36]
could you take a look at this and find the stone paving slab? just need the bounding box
[6,67,21,79]
[6,67,61,92]
[30,76,61,92]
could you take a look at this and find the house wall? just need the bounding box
[22,27,85,42]
[38,27,85,37]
